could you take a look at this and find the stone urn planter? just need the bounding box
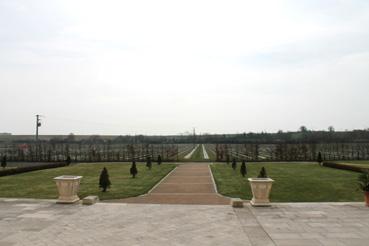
[54,175,83,204]
[248,167,274,207]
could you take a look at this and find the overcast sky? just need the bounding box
[1,0,369,135]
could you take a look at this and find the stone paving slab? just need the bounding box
[114,194,232,205]
[1,199,369,245]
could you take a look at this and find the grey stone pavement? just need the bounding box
[1,199,369,246]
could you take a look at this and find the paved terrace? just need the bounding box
[0,199,369,245]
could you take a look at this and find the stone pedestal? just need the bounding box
[230,198,244,208]
[248,178,274,207]
[54,175,83,204]
[82,196,99,205]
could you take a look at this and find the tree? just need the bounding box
[240,160,247,177]
[257,167,268,178]
[231,158,237,170]
[66,133,76,142]
[146,156,152,170]
[1,155,6,169]
[328,126,335,132]
[299,126,308,132]
[317,152,323,165]
[66,156,72,165]
[157,155,162,165]
[99,167,111,192]
[130,160,138,178]
[226,154,230,165]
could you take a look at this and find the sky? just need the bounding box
[1,0,369,135]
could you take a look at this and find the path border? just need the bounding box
[146,166,178,194]
[208,163,243,201]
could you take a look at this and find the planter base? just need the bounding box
[250,199,271,207]
[56,197,80,204]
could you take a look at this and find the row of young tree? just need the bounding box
[213,142,369,162]
[0,143,180,162]
[1,142,369,162]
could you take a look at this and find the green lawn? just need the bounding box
[204,145,217,161]
[0,163,175,200]
[211,162,364,202]
[190,144,204,161]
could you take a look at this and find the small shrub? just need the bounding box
[1,155,7,169]
[240,160,247,177]
[257,167,268,178]
[146,156,152,170]
[231,158,237,170]
[130,161,138,178]
[66,156,71,165]
[99,167,111,192]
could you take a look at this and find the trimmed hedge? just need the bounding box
[0,162,69,177]
[322,162,368,173]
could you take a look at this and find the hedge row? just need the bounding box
[0,162,69,177]
[322,162,369,173]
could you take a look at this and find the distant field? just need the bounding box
[211,162,364,202]
[0,163,175,200]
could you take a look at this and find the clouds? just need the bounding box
[1,0,369,134]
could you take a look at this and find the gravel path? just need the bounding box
[111,163,230,205]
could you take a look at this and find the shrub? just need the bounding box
[99,167,111,192]
[240,160,247,177]
[130,160,138,178]
[0,162,68,177]
[146,156,152,170]
[322,162,367,173]
[66,156,72,165]
[231,158,237,170]
[257,167,268,178]
[1,155,6,169]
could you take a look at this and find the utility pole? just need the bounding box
[36,115,42,141]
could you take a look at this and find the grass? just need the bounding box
[211,162,364,202]
[204,145,217,161]
[190,144,204,161]
[0,163,175,200]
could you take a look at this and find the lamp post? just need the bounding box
[36,114,42,141]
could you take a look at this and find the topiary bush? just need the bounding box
[231,158,237,170]
[240,160,247,177]
[130,160,138,178]
[99,167,111,192]
[257,167,268,178]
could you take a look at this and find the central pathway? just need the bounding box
[114,163,230,205]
